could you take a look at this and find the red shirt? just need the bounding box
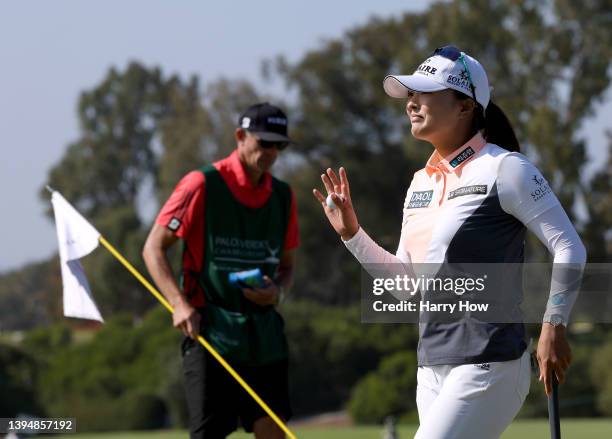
[156,150,299,307]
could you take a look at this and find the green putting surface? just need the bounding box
[52,418,612,438]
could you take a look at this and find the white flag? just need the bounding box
[51,191,104,322]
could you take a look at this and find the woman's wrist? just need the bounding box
[541,322,567,335]
[341,225,360,242]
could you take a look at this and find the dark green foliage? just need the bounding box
[590,331,612,416]
[119,392,169,430]
[582,139,612,262]
[0,260,62,330]
[0,343,41,417]
[17,308,182,430]
[282,301,418,415]
[348,351,417,424]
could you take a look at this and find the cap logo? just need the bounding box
[417,62,437,76]
[241,117,251,128]
[267,116,287,126]
[446,70,470,91]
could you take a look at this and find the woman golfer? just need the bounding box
[313,46,586,438]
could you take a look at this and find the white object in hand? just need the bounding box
[326,193,343,209]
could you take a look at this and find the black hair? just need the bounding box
[453,90,520,152]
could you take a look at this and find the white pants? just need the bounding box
[415,349,531,439]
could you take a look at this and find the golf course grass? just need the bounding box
[52,418,612,438]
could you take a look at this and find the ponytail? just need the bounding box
[481,101,520,152]
[453,90,520,152]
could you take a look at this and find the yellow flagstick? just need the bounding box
[98,236,298,439]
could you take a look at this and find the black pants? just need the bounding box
[182,337,292,439]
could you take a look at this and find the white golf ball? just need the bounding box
[326,193,343,209]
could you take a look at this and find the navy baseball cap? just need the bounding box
[238,102,291,142]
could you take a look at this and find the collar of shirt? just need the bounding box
[425,132,487,177]
[213,149,273,208]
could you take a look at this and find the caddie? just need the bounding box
[143,102,299,439]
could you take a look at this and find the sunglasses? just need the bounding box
[251,133,289,151]
[432,46,478,103]
[259,139,289,151]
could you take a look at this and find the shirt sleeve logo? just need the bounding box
[531,174,552,201]
[168,217,181,231]
[448,185,488,200]
[407,190,433,208]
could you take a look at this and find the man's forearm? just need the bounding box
[143,247,188,308]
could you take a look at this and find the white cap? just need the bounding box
[383,50,490,109]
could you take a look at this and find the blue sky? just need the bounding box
[0,0,609,272]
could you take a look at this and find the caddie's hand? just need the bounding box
[537,323,572,397]
[312,167,360,241]
[173,299,201,340]
[242,275,279,306]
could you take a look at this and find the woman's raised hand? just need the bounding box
[312,167,360,241]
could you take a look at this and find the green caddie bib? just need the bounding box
[196,164,291,365]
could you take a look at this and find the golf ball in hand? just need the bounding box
[326,193,343,209]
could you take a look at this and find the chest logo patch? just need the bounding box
[447,185,488,200]
[407,190,434,208]
[449,146,475,168]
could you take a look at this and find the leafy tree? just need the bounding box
[0,260,61,330]
[348,351,418,424]
[282,300,418,415]
[583,136,612,261]
[0,343,42,417]
[22,308,182,430]
[590,332,612,416]
[43,63,169,219]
